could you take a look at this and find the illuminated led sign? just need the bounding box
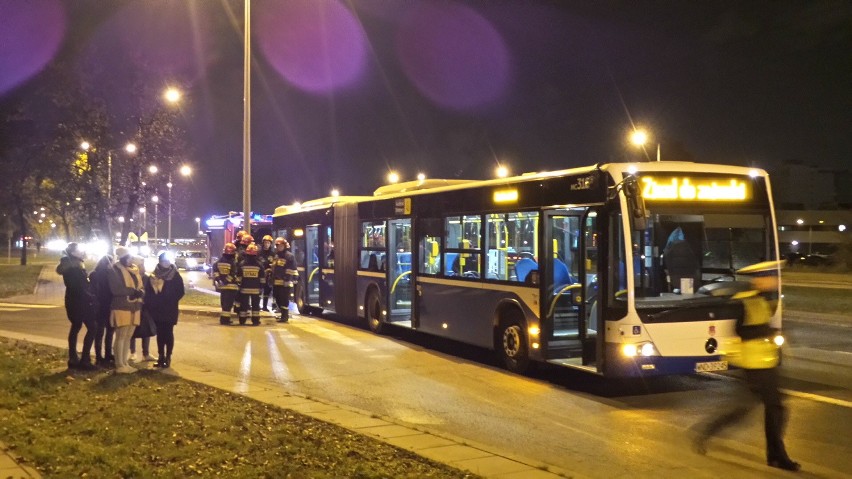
[493,188,519,203]
[641,176,750,201]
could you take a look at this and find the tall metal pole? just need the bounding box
[107,151,114,252]
[167,175,173,243]
[242,0,252,234]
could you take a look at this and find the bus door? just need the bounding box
[386,218,413,326]
[305,225,321,309]
[544,210,596,365]
[319,224,335,311]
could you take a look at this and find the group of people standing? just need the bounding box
[57,243,185,373]
[212,231,297,326]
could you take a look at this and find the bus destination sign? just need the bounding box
[640,176,751,201]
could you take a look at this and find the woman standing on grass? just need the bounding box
[147,252,184,368]
[56,242,97,370]
[130,255,156,362]
[89,255,115,366]
[108,247,145,374]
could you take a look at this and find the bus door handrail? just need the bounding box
[391,270,412,294]
[548,283,582,318]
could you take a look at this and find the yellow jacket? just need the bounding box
[724,291,779,369]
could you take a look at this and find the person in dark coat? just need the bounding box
[56,242,97,370]
[130,256,156,361]
[89,255,115,366]
[146,252,185,368]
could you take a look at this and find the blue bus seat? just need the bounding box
[515,258,538,283]
[396,252,412,275]
[444,253,459,276]
[553,258,574,289]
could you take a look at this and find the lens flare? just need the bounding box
[0,0,67,95]
[257,0,367,94]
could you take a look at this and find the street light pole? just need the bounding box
[167,175,173,243]
[243,0,252,234]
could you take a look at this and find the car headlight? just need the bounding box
[186,258,197,267]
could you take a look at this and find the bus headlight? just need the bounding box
[622,342,658,358]
[773,335,785,347]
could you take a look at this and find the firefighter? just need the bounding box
[694,260,799,472]
[212,242,239,325]
[271,237,298,323]
[233,234,254,317]
[259,234,275,312]
[235,242,263,326]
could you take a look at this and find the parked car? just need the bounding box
[174,250,209,271]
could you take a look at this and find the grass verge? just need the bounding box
[783,286,852,315]
[0,338,475,478]
[0,264,44,298]
[182,287,221,307]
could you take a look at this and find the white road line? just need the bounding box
[781,389,852,409]
[265,330,291,383]
[235,341,252,394]
[0,302,58,309]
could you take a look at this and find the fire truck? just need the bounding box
[202,212,273,277]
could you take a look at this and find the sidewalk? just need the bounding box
[1,266,571,478]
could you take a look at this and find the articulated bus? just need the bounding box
[271,161,782,377]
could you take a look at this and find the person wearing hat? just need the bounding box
[55,242,97,370]
[107,246,145,373]
[235,242,263,326]
[146,252,185,368]
[212,242,239,325]
[694,260,800,472]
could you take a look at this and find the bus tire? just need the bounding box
[365,289,385,334]
[497,314,530,374]
[294,283,310,315]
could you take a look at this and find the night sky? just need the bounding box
[1,0,850,235]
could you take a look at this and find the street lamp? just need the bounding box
[79,140,137,251]
[195,217,201,236]
[495,165,509,178]
[629,127,660,162]
[151,195,159,242]
[167,165,192,242]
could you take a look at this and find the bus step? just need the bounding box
[546,344,583,359]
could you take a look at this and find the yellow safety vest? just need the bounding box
[724,291,779,369]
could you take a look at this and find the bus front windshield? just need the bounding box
[627,209,776,305]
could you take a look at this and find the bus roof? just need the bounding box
[271,161,769,217]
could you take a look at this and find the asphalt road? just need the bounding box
[1,296,849,478]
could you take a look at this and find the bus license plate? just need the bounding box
[695,361,728,372]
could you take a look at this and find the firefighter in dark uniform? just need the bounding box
[233,233,253,317]
[259,235,275,312]
[694,260,800,472]
[212,242,239,325]
[271,237,298,323]
[235,242,263,326]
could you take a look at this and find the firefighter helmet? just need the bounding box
[245,243,259,255]
[262,234,273,243]
[241,234,254,245]
[274,237,286,245]
[223,242,237,254]
[235,230,247,240]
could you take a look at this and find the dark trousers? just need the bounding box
[220,289,237,324]
[261,284,272,310]
[66,309,96,363]
[94,307,113,360]
[239,293,261,324]
[156,323,175,359]
[701,367,790,461]
[273,285,291,319]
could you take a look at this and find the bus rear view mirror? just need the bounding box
[624,176,649,230]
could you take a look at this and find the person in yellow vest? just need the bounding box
[694,260,799,472]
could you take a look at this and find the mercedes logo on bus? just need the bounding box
[705,338,718,354]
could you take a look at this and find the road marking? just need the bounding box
[0,302,58,309]
[781,389,852,408]
[235,341,252,394]
[0,307,27,312]
[265,330,291,383]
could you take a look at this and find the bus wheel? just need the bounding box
[365,289,385,334]
[498,316,530,374]
[294,283,309,315]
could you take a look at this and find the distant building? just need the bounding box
[775,210,851,257]
[769,160,846,209]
